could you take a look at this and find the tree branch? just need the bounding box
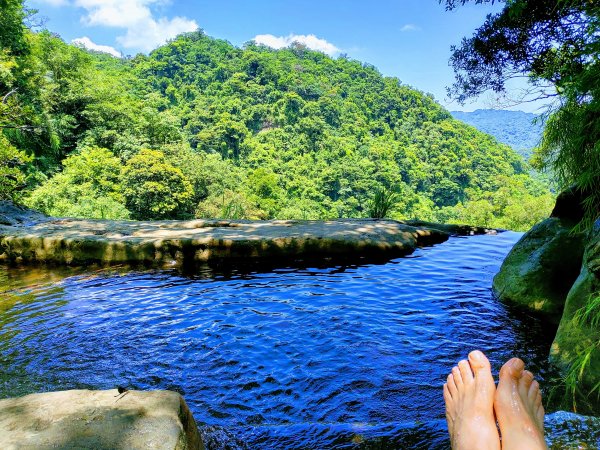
[2,89,18,104]
[0,123,40,132]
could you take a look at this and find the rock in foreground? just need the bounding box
[0,217,463,268]
[0,389,203,450]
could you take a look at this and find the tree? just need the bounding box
[196,113,249,159]
[442,0,596,102]
[122,149,194,220]
[26,147,129,219]
[436,174,555,231]
[0,0,40,173]
[442,0,600,227]
[2,9,553,227]
[0,134,31,201]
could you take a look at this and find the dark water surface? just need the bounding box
[1,232,599,449]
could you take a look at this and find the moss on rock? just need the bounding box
[550,221,600,410]
[492,217,586,321]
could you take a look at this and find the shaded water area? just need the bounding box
[1,232,599,449]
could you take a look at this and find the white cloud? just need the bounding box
[253,33,340,56]
[72,36,121,57]
[73,0,198,52]
[400,24,421,32]
[117,16,197,50]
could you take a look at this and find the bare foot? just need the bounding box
[443,350,501,450]
[494,358,547,450]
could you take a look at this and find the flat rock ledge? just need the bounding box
[0,389,203,450]
[0,216,494,268]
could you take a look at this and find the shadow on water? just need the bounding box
[201,420,450,450]
[1,232,599,449]
[0,250,427,283]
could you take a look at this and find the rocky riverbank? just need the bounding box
[493,188,600,411]
[0,202,495,268]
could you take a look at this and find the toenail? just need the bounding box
[469,350,484,360]
[509,358,524,370]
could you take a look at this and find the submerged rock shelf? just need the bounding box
[0,206,495,268]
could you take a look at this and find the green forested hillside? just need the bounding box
[1,3,553,230]
[450,109,544,161]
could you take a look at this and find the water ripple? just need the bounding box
[0,232,597,448]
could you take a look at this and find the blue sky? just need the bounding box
[28,0,544,112]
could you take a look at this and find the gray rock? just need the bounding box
[0,389,203,449]
[0,201,504,268]
[492,217,586,321]
[403,219,498,236]
[0,201,49,226]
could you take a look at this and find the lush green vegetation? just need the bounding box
[450,109,544,161]
[563,293,600,412]
[445,0,598,229]
[1,0,554,230]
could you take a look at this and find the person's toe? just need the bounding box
[443,383,452,402]
[519,369,534,397]
[468,350,491,375]
[499,357,524,381]
[536,403,545,426]
[522,370,534,385]
[447,373,458,396]
[458,359,474,383]
[528,380,539,402]
[452,366,463,388]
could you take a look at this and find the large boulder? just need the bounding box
[493,187,589,321]
[550,220,600,406]
[0,389,203,449]
[492,217,586,321]
[0,201,502,268]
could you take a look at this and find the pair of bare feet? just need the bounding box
[443,350,547,450]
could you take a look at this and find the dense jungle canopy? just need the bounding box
[0,0,555,230]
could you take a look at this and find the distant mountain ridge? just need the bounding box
[451,109,544,161]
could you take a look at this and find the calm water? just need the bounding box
[1,232,599,449]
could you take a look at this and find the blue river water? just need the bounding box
[1,231,599,449]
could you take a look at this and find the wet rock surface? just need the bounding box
[0,203,502,269]
[492,217,586,320]
[0,201,49,227]
[550,220,600,401]
[0,389,203,450]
